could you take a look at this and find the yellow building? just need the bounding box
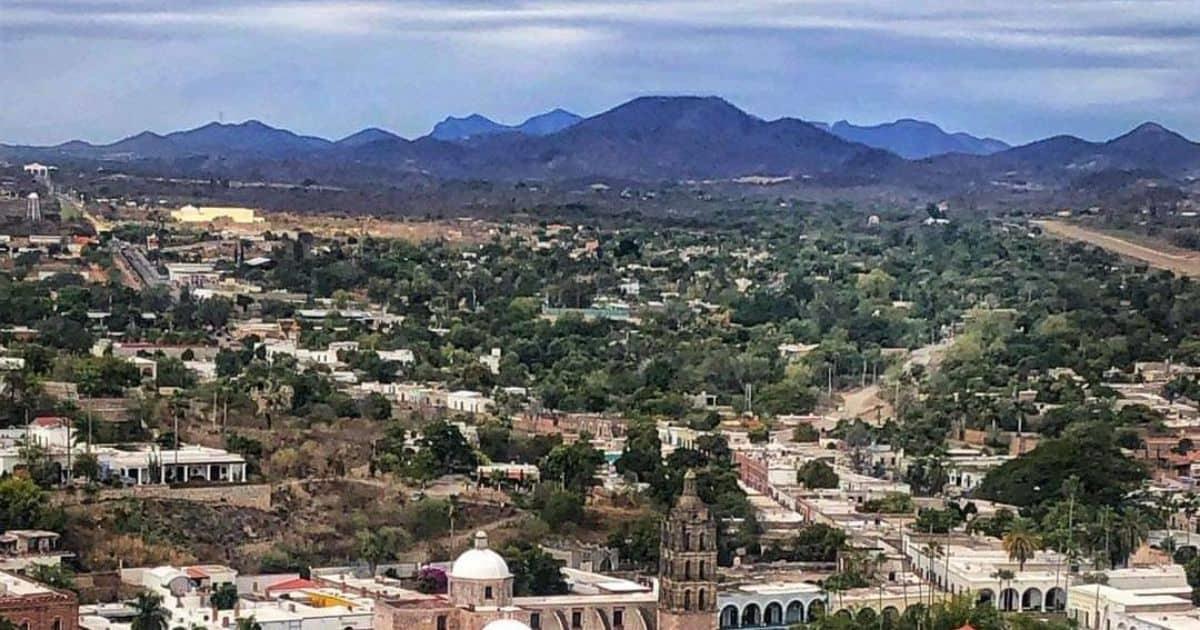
[171,204,263,224]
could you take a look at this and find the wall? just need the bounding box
[53,483,271,510]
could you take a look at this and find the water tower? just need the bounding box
[26,193,41,222]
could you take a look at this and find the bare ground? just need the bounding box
[1035,219,1200,277]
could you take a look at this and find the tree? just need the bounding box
[538,490,585,532]
[503,541,568,596]
[540,437,604,493]
[415,420,480,475]
[210,583,238,610]
[976,428,1146,509]
[0,477,51,530]
[72,452,101,483]
[1002,519,1041,571]
[356,527,411,574]
[27,564,75,591]
[358,393,392,421]
[234,617,261,630]
[131,591,170,630]
[607,516,659,568]
[792,423,819,443]
[797,460,839,489]
[196,297,234,330]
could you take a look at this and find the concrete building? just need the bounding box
[0,570,78,630]
[1067,566,1199,630]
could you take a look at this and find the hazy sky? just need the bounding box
[3,0,1199,146]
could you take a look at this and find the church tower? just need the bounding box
[658,470,718,630]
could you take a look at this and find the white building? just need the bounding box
[1067,566,1199,630]
[447,390,493,414]
[903,532,1068,613]
[479,348,502,375]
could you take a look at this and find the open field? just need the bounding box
[1034,219,1200,277]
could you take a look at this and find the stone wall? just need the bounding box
[54,483,271,510]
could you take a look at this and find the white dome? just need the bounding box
[450,531,511,580]
[483,620,531,630]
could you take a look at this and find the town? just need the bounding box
[0,158,1195,630]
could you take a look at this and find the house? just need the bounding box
[446,391,493,414]
[0,570,78,630]
[164,263,220,287]
[1066,565,1199,629]
[0,531,73,571]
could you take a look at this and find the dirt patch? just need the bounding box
[1035,219,1200,277]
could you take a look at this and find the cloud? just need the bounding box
[2,1,1199,144]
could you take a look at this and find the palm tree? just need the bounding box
[1183,491,1199,546]
[922,541,941,606]
[130,591,170,630]
[1003,519,1041,571]
[1116,509,1151,567]
[990,569,1015,612]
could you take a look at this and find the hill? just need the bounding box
[428,108,582,141]
[824,118,1009,158]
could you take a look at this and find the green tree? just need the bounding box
[1002,519,1041,571]
[503,541,568,596]
[210,583,239,610]
[131,591,170,630]
[797,460,839,489]
[540,437,604,493]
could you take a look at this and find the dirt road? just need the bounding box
[1034,220,1200,277]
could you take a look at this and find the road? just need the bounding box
[835,336,954,424]
[1035,219,1200,277]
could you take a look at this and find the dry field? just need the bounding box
[1034,219,1200,277]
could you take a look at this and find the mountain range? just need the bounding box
[430,108,583,141]
[4,96,1199,202]
[816,119,1010,159]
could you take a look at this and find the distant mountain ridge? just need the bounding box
[3,97,1199,201]
[816,118,1009,158]
[429,108,583,141]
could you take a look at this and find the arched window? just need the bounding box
[683,590,692,611]
[698,589,707,610]
[699,560,706,579]
[684,560,692,580]
[699,531,706,550]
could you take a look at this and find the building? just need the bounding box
[164,263,220,287]
[658,470,718,630]
[0,531,72,571]
[1066,565,1199,630]
[0,570,78,630]
[374,471,732,630]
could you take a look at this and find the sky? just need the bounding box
[3,0,1200,146]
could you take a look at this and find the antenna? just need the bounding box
[219,111,225,123]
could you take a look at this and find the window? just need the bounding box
[485,586,494,599]
[572,611,582,628]
[698,532,705,550]
[437,616,447,630]
[684,560,691,580]
[699,560,706,579]
[698,590,706,610]
[52,619,62,630]
[530,614,541,630]
[613,610,623,628]
[683,590,692,611]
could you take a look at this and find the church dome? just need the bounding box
[450,531,511,580]
[482,620,531,630]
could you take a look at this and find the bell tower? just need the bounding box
[658,470,718,630]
